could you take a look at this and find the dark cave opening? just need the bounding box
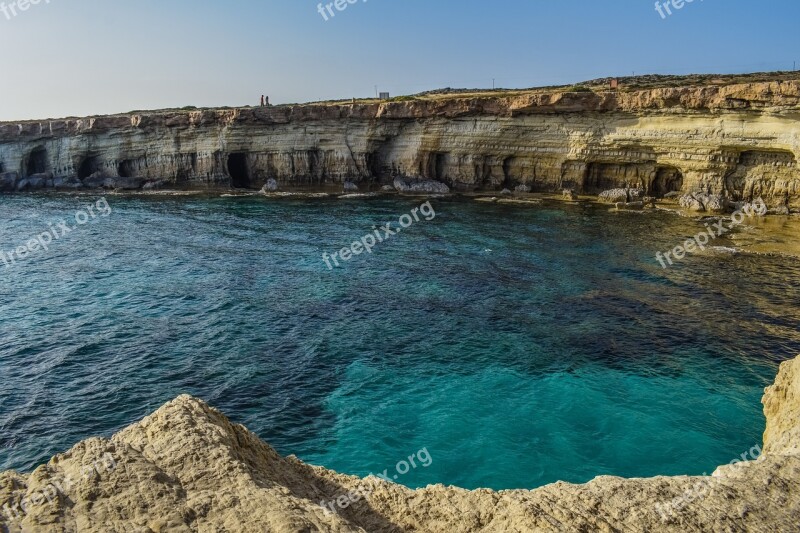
[651,167,684,196]
[27,148,49,176]
[227,153,251,188]
[78,156,102,179]
[118,160,135,178]
[426,153,447,181]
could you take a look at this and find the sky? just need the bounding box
[0,0,798,120]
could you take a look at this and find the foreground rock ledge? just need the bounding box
[1,358,799,532]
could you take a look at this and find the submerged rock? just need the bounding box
[769,205,790,215]
[1,356,799,532]
[614,201,644,210]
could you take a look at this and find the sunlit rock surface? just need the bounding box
[1,356,798,532]
[0,77,799,209]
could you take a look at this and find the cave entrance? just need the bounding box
[118,160,135,178]
[26,148,48,176]
[227,153,251,188]
[78,156,102,179]
[426,152,447,181]
[652,167,684,196]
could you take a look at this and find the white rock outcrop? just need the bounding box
[1,356,799,532]
[0,79,799,208]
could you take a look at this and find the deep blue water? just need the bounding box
[1,193,799,490]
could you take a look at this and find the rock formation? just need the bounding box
[0,76,799,209]
[1,355,798,532]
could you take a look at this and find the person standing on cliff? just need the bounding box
[260,95,265,107]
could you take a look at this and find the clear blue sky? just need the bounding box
[1,0,798,120]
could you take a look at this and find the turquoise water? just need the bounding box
[1,193,798,490]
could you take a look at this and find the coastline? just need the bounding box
[1,75,799,212]
[1,355,798,532]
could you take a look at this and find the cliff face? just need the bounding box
[1,356,798,532]
[1,80,799,208]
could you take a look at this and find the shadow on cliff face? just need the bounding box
[25,147,48,176]
[78,155,103,179]
[652,166,684,196]
[183,396,406,533]
[117,159,136,178]
[283,460,406,533]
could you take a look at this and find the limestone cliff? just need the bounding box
[1,355,798,532]
[1,75,800,209]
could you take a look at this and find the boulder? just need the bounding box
[562,189,578,201]
[703,194,727,214]
[393,177,450,194]
[599,188,644,203]
[260,179,279,193]
[343,181,359,192]
[104,176,145,190]
[740,199,768,217]
[143,180,169,190]
[679,193,728,214]
[515,184,532,193]
[0,172,18,192]
[599,189,630,203]
[82,171,107,188]
[627,188,645,201]
[53,176,84,189]
[16,176,47,191]
[500,188,512,196]
[679,194,706,212]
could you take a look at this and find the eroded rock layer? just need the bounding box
[1,79,799,208]
[1,356,798,532]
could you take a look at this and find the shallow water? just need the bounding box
[1,193,798,490]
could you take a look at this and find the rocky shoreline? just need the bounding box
[0,356,798,532]
[1,75,799,213]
